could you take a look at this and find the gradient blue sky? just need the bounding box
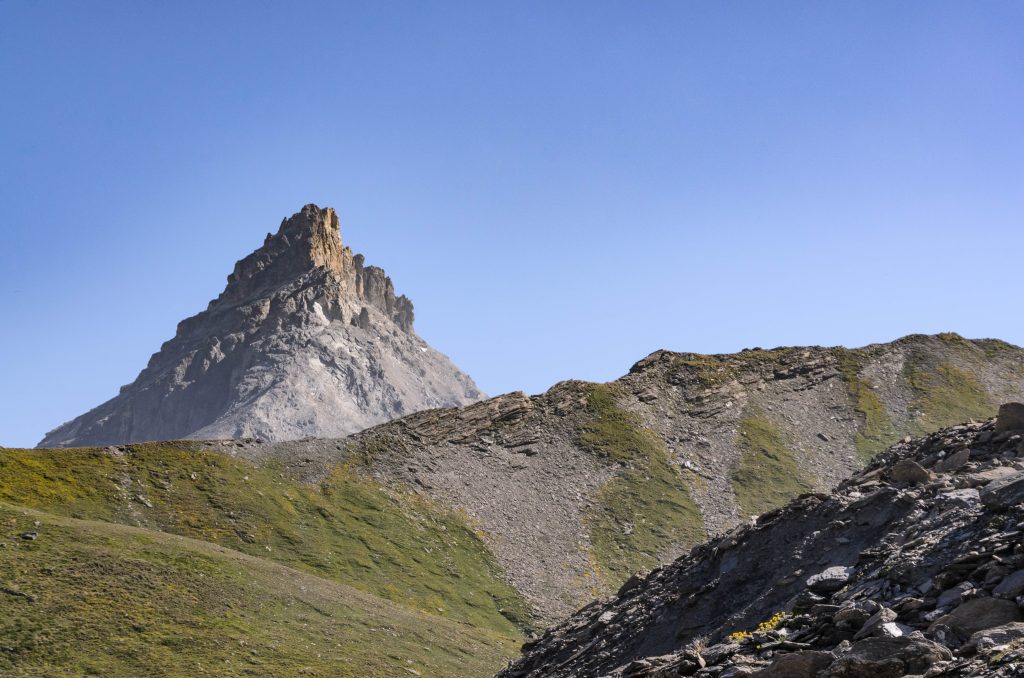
[2,2,1022,447]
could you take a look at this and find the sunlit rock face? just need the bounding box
[39,204,483,447]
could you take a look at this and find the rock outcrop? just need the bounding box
[226,334,1024,622]
[498,407,1024,677]
[39,204,483,446]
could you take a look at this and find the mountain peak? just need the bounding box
[210,204,415,332]
[38,205,482,447]
[223,204,345,303]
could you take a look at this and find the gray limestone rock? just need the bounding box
[807,567,854,594]
[38,204,483,446]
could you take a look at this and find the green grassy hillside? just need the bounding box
[580,385,705,585]
[0,443,531,676]
[0,503,517,677]
[0,443,530,635]
[731,410,814,518]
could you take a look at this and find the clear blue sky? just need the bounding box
[1,2,1022,447]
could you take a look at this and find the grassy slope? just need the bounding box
[0,443,531,636]
[835,349,899,463]
[580,384,705,585]
[0,503,516,677]
[731,410,813,518]
[906,355,994,437]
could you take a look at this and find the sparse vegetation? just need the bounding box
[905,358,994,435]
[0,443,532,636]
[835,349,898,462]
[670,354,737,387]
[731,410,813,518]
[580,384,706,585]
[727,611,787,643]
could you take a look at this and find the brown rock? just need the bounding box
[889,459,931,485]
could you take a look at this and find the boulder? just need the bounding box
[852,607,897,640]
[945,597,1022,638]
[980,473,1024,509]
[936,581,974,609]
[995,402,1024,433]
[934,448,970,473]
[807,566,854,594]
[963,621,1024,653]
[753,651,834,678]
[966,466,1020,487]
[994,570,1024,600]
[820,637,952,678]
[889,459,931,484]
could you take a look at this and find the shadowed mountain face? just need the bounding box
[498,406,1024,678]
[38,204,483,447]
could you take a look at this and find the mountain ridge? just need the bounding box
[8,334,1024,675]
[222,332,1024,621]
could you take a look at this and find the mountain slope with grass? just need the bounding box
[0,502,517,678]
[6,334,1023,676]
[0,442,530,677]
[498,405,1024,677]
[247,333,1024,620]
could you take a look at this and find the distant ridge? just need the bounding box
[256,333,1024,620]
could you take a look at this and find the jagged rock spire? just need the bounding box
[225,204,345,300]
[214,204,414,333]
[38,205,481,447]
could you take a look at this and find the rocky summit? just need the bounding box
[499,406,1024,677]
[38,204,483,447]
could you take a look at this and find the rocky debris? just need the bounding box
[498,409,1024,677]
[38,204,483,447]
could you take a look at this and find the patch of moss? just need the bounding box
[906,359,995,435]
[731,410,813,518]
[0,503,517,677]
[0,443,532,636]
[580,384,705,584]
[835,350,899,463]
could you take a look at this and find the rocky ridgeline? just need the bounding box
[245,335,1024,623]
[39,204,482,447]
[499,403,1024,677]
